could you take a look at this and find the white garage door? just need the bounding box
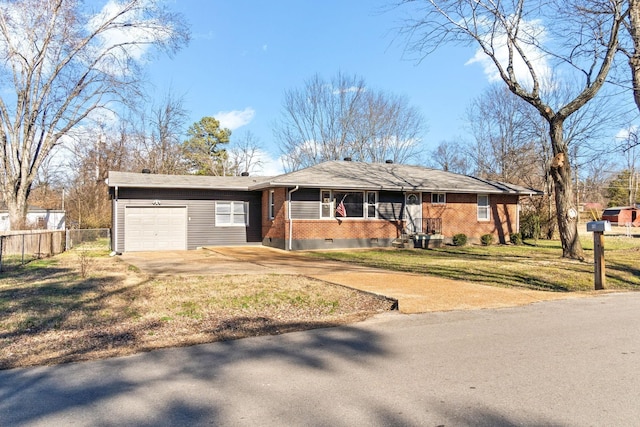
[124,206,187,252]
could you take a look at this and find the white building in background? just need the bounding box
[0,206,66,232]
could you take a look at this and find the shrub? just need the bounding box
[452,233,467,246]
[480,234,493,246]
[520,212,541,240]
[510,232,523,245]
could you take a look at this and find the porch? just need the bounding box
[393,218,444,248]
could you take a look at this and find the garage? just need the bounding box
[124,206,187,252]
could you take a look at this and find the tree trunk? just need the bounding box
[629,0,640,113]
[549,120,584,260]
[3,186,30,230]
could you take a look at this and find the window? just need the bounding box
[321,190,332,218]
[333,191,364,217]
[320,190,375,219]
[216,201,249,226]
[268,190,275,219]
[431,193,446,204]
[407,193,420,205]
[36,216,47,229]
[366,191,377,218]
[477,195,490,221]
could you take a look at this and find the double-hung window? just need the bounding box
[216,201,249,226]
[477,195,490,221]
[366,191,377,218]
[431,193,446,204]
[321,191,333,218]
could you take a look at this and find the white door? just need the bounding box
[404,193,422,234]
[124,206,187,251]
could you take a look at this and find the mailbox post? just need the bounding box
[586,221,611,290]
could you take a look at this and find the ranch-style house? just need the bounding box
[107,159,541,252]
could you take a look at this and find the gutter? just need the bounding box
[288,186,299,251]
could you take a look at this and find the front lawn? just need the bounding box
[307,237,640,292]
[0,250,393,370]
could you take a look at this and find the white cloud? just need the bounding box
[465,18,551,89]
[216,108,256,130]
[330,85,366,95]
[615,126,638,141]
[254,150,285,176]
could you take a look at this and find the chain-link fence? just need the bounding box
[65,228,111,251]
[0,228,111,272]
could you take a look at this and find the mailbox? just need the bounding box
[586,220,611,232]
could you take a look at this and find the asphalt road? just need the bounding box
[1,292,639,426]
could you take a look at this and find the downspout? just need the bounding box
[516,197,521,234]
[113,186,119,254]
[288,186,299,251]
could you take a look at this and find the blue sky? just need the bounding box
[147,1,494,174]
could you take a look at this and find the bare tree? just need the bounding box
[225,131,265,176]
[618,129,639,205]
[351,90,425,164]
[582,156,617,208]
[132,90,189,174]
[0,0,188,229]
[398,0,624,259]
[623,0,640,123]
[275,72,426,171]
[65,124,135,228]
[465,84,538,184]
[428,140,471,174]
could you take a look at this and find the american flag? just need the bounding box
[336,199,347,217]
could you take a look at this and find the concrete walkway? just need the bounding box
[120,246,580,314]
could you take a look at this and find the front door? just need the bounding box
[404,193,422,234]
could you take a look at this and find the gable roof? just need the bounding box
[252,161,541,195]
[107,171,272,191]
[107,161,542,196]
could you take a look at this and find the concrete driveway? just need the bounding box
[119,246,582,314]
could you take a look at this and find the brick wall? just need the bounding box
[263,187,404,242]
[424,193,518,243]
[263,188,520,247]
[262,188,287,240]
[283,219,403,240]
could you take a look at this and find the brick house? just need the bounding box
[107,160,540,252]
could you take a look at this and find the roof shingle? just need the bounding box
[107,161,542,195]
[251,161,541,195]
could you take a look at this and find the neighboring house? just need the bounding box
[601,206,640,227]
[107,160,541,252]
[0,205,66,232]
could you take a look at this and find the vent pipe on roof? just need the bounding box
[385,159,393,164]
[141,168,151,174]
[241,172,249,176]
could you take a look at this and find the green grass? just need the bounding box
[306,237,640,292]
